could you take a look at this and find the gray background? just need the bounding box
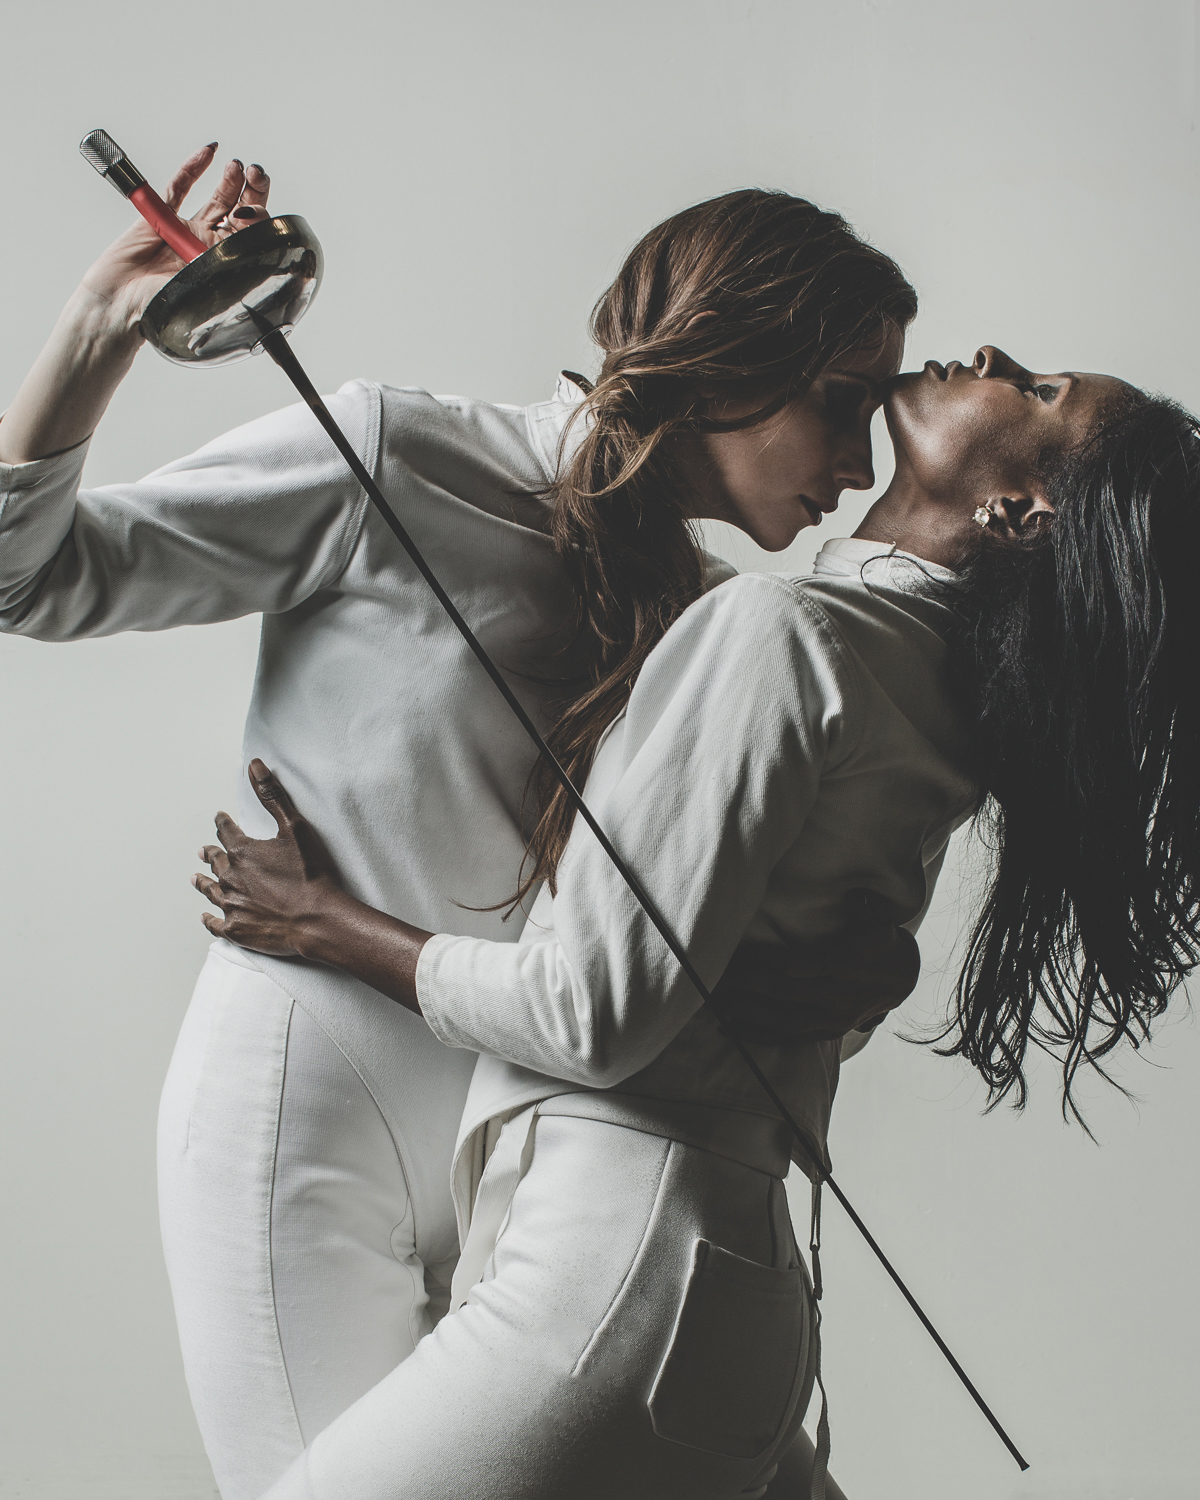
[1,2,1197,1496]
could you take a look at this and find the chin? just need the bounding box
[751,517,813,551]
[883,371,930,423]
[726,498,821,551]
[883,375,941,464]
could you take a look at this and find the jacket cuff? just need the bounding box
[415,931,478,1050]
[0,433,91,492]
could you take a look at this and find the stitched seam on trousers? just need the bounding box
[235,961,425,1260]
[570,1136,674,1377]
[295,1006,421,1245]
[481,1110,540,1289]
[267,999,308,1449]
[403,1256,426,1349]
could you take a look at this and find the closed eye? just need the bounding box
[1020,381,1061,403]
[823,379,871,430]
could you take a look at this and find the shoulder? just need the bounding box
[149,377,381,484]
[678,571,855,664]
[639,572,862,723]
[618,571,862,773]
[375,381,577,491]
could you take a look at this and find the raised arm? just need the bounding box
[0,150,378,638]
[1,147,269,466]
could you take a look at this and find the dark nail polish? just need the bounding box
[232,206,258,220]
[206,141,218,151]
[232,158,244,170]
[249,163,266,175]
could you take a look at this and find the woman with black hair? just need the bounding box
[866,347,1198,1119]
[195,343,1200,1499]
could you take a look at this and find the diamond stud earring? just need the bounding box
[973,505,992,528]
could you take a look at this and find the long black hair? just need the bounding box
[940,393,1200,1122]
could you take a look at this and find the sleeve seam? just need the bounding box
[323,380,383,589]
[778,578,867,770]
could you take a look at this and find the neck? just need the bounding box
[852,477,973,570]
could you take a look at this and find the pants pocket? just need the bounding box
[648,1237,808,1461]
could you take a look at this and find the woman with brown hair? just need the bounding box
[0,153,917,1500]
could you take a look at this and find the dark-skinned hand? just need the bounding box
[192,759,346,958]
[194,761,432,1011]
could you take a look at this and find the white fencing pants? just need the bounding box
[258,1109,816,1500]
[157,943,476,1500]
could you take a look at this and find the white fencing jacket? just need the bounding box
[0,377,621,1187]
[416,540,978,1245]
[0,373,744,1207]
[0,376,597,930]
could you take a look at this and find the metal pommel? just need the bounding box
[80,129,145,197]
[139,214,324,367]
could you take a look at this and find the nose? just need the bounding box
[835,418,875,493]
[973,345,1029,381]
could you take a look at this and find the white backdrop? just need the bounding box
[1,3,1197,1497]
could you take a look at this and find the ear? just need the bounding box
[988,488,1055,538]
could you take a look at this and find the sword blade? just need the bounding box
[261,327,1029,1474]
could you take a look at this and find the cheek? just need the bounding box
[715,423,825,503]
[753,408,836,498]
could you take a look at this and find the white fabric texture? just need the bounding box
[417,539,978,1262]
[259,1112,816,1500]
[158,943,463,1500]
[0,374,742,1493]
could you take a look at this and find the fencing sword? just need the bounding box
[80,130,1030,1475]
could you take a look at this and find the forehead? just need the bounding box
[1069,371,1132,404]
[827,322,905,380]
[1063,372,1135,437]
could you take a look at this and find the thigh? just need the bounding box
[270,1001,435,1438]
[159,947,304,1499]
[157,947,467,1499]
[258,1117,813,1500]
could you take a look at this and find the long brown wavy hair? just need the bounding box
[522,189,918,899]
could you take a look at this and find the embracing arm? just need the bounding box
[195,759,917,1051]
[411,577,853,1082]
[198,580,918,1068]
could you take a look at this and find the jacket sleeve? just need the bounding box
[0,380,378,639]
[416,574,858,1086]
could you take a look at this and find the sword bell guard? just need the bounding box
[140,215,323,366]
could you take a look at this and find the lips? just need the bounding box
[924,360,948,381]
[800,497,838,526]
